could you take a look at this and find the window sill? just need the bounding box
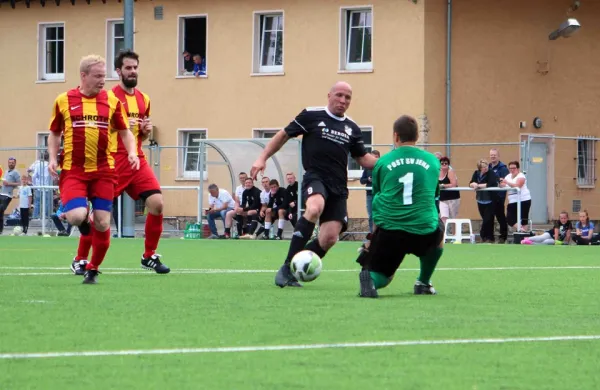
[176,75,208,79]
[576,185,595,189]
[250,72,285,77]
[337,69,374,74]
[36,79,66,84]
[175,177,208,182]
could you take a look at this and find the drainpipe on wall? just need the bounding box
[446,0,452,158]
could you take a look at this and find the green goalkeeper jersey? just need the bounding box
[371,146,441,234]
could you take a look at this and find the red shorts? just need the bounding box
[59,169,117,212]
[114,156,161,200]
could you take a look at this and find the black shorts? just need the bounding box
[368,221,444,278]
[303,179,348,232]
[507,200,531,226]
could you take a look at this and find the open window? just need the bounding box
[178,15,207,77]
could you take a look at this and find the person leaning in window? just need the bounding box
[499,161,531,232]
[469,159,498,243]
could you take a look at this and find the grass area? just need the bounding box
[1,237,599,389]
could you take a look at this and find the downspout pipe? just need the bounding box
[446,0,452,158]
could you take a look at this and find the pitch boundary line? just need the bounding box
[1,335,599,360]
[1,265,600,277]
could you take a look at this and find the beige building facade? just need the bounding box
[0,0,598,225]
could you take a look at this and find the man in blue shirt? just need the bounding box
[489,148,509,243]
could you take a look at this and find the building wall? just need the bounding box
[446,0,600,222]
[0,0,426,221]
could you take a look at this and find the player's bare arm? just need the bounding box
[118,129,141,170]
[355,153,378,170]
[140,118,152,141]
[250,130,290,179]
[47,132,62,177]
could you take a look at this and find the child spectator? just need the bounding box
[18,176,32,235]
[521,211,572,245]
[193,54,206,77]
[573,210,597,245]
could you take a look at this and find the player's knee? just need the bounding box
[319,232,338,251]
[305,197,324,220]
[145,194,163,215]
[65,208,88,226]
[92,211,112,232]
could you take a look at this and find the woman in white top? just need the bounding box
[499,161,531,232]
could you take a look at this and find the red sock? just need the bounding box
[143,213,163,258]
[88,227,111,270]
[76,233,93,261]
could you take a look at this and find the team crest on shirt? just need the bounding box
[344,125,352,135]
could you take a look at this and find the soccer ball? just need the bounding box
[13,226,23,235]
[290,250,322,282]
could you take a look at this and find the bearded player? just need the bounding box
[70,50,170,276]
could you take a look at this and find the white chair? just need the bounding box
[444,219,474,243]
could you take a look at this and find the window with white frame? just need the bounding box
[253,12,284,73]
[577,138,596,187]
[37,132,64,149]
[253,129,280,139]
[340,8,372,71]
[180,130,208,180]
[107,20,125,79]
[38,23,65,80]
[178,16,207,76]
[348,127,372,178]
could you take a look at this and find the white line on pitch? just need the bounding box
[1,335,599,360]
[1,265,600,277]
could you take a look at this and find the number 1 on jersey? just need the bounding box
[398,172,414,205]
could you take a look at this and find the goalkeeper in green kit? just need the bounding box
[356,115,444,298]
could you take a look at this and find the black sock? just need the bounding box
[305,239,328,259]
[255,226,265,236]
[284,217,315,264]
[225,227,231,235]
[235,216,243,236]
[277,228,283,238]
[249,219,258,234]
[79,219,91,236]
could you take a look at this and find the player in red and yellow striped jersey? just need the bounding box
[72,50,170,276]
[48,54,140,284]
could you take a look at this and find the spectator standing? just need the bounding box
[488,148,509,243]
[469,159,498,243]
[499,161,531,232]
[30,151,54,219]
[438,156,460,225]
[360,150,380,234]
[18,176,32,235]
[0,157,21,235]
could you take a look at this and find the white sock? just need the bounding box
[278,219,285,229]
[265,222,271,230]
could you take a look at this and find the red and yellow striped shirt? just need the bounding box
[110,85,151,158]
[49,88,128,173]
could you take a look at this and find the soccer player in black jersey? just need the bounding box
[251,81,378,288]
